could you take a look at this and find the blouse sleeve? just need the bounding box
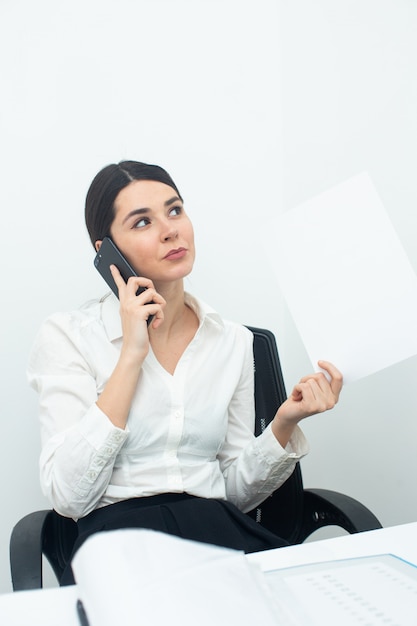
[27,312,128,519]
[218,326,309,513]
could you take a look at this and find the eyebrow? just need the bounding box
[122,196,181,225]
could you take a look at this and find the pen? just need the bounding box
[76,599,90,626]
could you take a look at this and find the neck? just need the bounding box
[151,279,188,335]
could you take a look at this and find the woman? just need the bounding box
[28,160,343,585]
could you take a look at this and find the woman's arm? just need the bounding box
[220,329,342,513]
[95,266,165,429]
[28,312,128,518]
[29,269,165,519]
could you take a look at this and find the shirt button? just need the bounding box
[174,410,181,419]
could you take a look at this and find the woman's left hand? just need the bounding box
[271,361,343,447]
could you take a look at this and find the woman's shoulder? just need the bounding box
[41,297,104,329]
[222,319,254,351]
[33,294,114,347]
[28,295,113,375]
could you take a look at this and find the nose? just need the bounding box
[163,227,179,241]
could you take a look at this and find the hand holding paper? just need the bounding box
[272,359,343,447]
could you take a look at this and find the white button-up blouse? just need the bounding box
[28,292,309,520]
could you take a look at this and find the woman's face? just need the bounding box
[98,179,195,285]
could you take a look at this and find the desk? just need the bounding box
[2,522,417,625]
[0,585,78,625]
[248,520,417,572]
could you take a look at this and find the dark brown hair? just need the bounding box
[85,160,183,246]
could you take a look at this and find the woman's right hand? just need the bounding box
[110,265,166,359]
[95,266,165,429]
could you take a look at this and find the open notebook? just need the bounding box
[72,529,417,625]
[71,529,280,626]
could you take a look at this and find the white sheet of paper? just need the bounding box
[72,529,280,626]
[263,172,417,383]
[265,554,417,625]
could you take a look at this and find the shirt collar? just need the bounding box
[184,292,225,332]
[100,291,224,342]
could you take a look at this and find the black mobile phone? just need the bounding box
[94,236,154,325]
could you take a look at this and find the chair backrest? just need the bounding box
[246,326,305,544]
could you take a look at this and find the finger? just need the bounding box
[303,373,334,400]
[109,268,156,297]
[298,377,337,412]
[291,380,334,414]
[290,386,303,402]
[131,288,166,310]
[298,371,329,389]
[317,360,343,396]
[299,364,343,397]
[125,275,156,297]
[150,305,165,329]
[133,302,164,329]
[306,378,337,410]
[109,264,126,290]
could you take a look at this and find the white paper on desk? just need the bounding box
[265,553,417,625]
[72,529,279,626]
[263,172,417,383]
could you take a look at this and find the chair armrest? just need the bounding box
[10,510,52,591]
[299,488,383,542]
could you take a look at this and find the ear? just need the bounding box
[95,240,102,252]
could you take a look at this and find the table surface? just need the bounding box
[2,521,417,625]
[247,520,417,571]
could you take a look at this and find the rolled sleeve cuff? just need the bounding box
[77,403,129,450]
[257,422,309,464]
[73,404,129,500]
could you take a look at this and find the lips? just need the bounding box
[164,247,187,260]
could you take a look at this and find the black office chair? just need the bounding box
[245,327,381,541]
[10,326,382,591]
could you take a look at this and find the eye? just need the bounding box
[133,216,151,229]
[169,205,182,217]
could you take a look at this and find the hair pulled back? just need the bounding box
[85,160,182,247]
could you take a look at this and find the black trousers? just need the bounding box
[61,493,288,586]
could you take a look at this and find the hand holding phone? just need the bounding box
[94,237,154,326]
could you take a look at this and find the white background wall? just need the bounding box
[0,0,416,593]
